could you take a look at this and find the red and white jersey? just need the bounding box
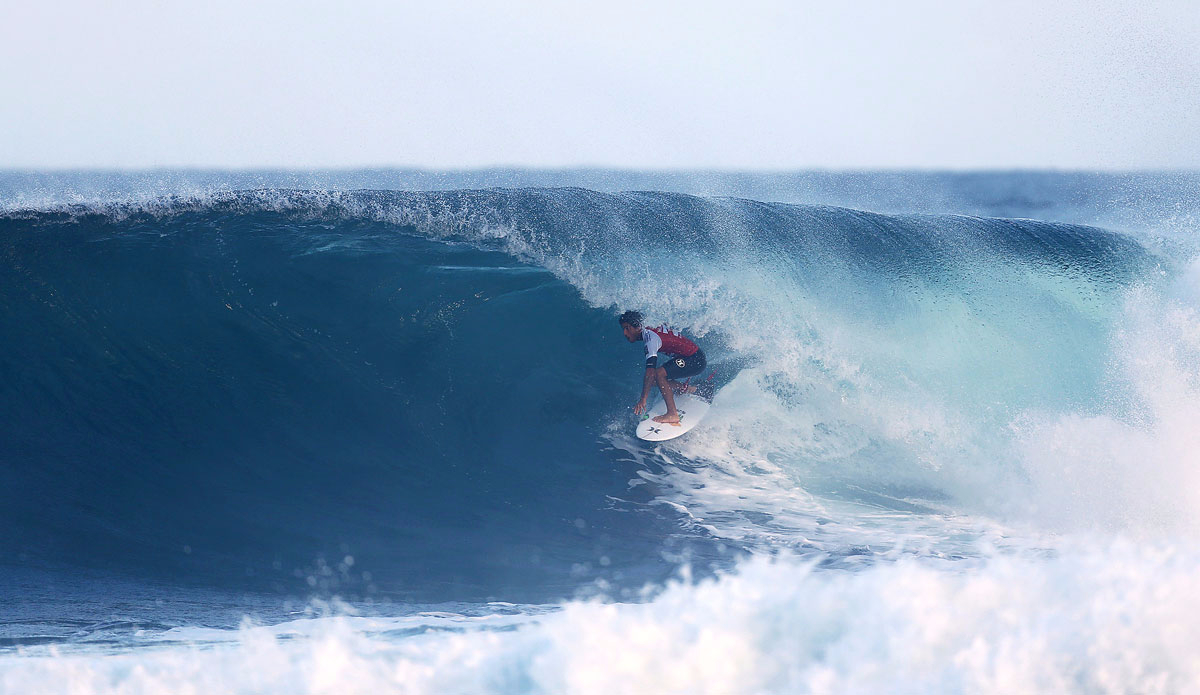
[642,324,699,360]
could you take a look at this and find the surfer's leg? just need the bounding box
[661,351,704,397]
[652,367,681,424]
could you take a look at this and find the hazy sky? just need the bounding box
[3,0,1199,169]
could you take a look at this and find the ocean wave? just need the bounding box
[1,187,1187,601]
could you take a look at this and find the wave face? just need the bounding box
[0,194,704,601]
[2,187,1171,602]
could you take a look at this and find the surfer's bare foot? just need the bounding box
[653,412,681,425]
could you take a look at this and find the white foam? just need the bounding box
[1015,279,1200,536]
[602,238,1200,548]
[7,544,1200,694]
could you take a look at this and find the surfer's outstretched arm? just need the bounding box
[634,366,656,415]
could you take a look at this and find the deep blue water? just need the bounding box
[1,202,720,603]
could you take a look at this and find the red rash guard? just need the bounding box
[642,325,699,363]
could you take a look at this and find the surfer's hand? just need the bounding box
[634,399,647,416]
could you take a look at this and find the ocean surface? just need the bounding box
[3,169,1200,693]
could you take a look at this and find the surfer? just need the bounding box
[620,310,707,425]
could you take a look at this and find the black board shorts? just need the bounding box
[662,348,706,381]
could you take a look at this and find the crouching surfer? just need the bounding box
[619,310,707,425]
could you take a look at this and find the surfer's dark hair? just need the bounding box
[619,310,643,328]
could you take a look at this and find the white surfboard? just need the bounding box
[636,392,711,441]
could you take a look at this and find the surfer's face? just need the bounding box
[621,323,640,342]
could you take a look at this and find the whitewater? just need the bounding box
[3,170,1200,694]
